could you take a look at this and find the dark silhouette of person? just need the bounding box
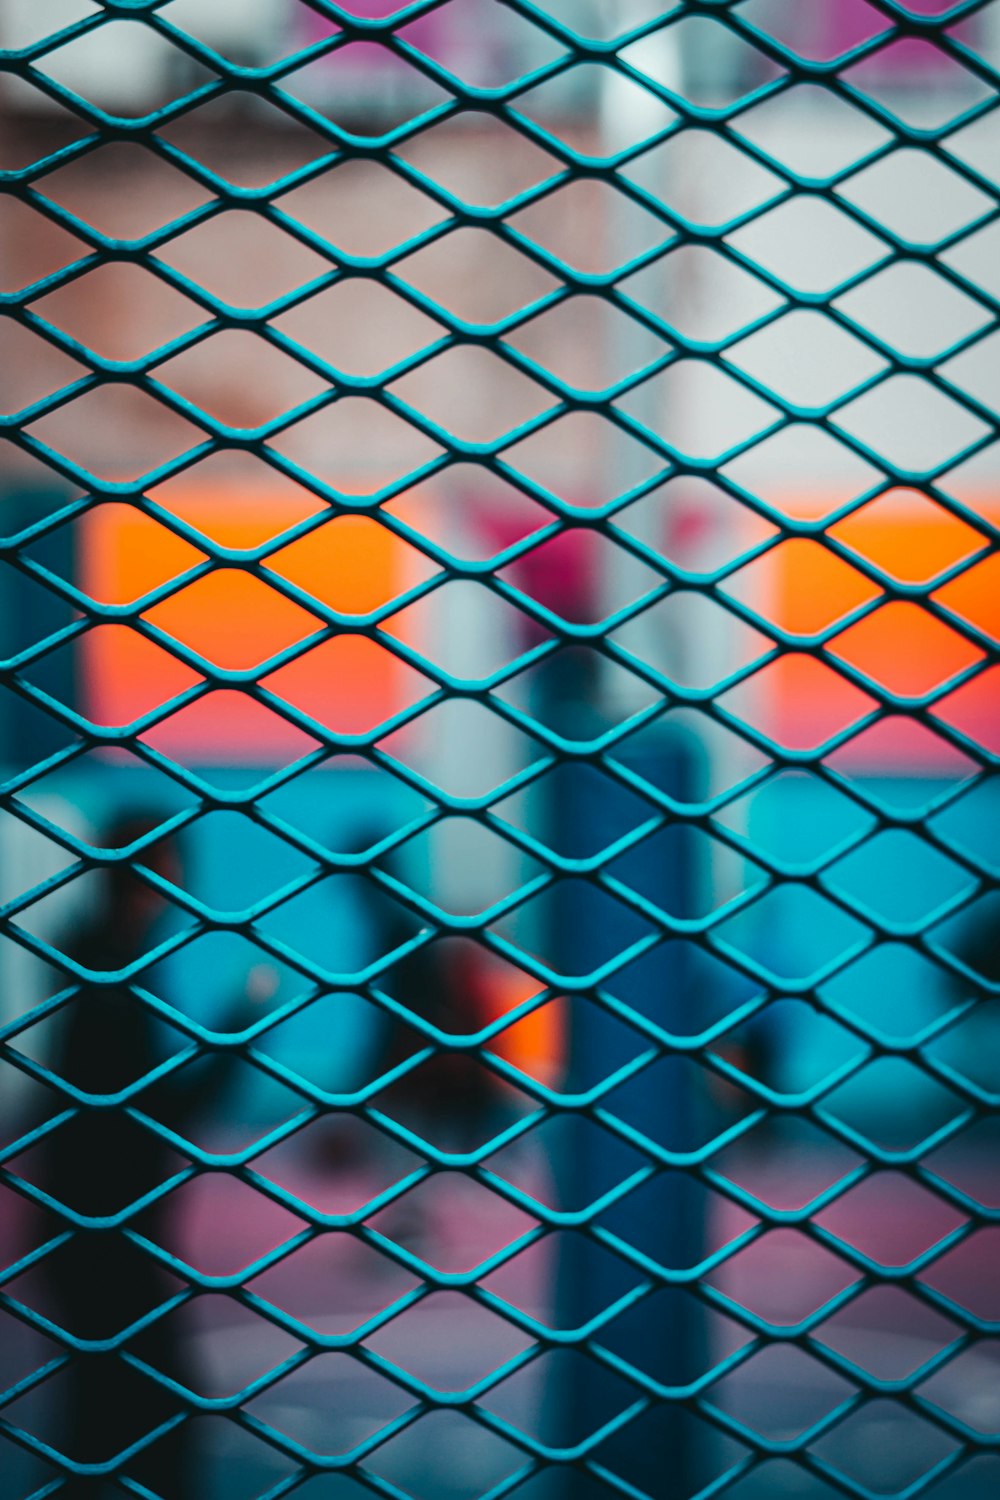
[348,820,506,1154]
[39,814,195,1498]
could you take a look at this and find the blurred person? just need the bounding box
[35,813,192,1497]
[293,823,510,1263]
[377,933,508,1151]
[36,811,262,1497]
[354,818,508,1156]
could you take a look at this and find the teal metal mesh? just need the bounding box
[1,2,999,1497]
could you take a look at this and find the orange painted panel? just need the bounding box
[733,537,881,636]
[82,623,203,728]
[144,570,322,672]
[828,601,984,701]
[831,488,987,586]
[81,489,411,759]
[934,552,1000,645]
[733,653,877,754]
[769,488,998,766]
[266,514,432,615]
[263,634,432,738]
[932,665,1000,757]
[83,502,205,605]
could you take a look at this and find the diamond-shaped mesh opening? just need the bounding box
[1,6,998,1498]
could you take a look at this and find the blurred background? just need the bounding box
[1,1,999,1497]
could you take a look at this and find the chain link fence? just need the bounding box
[1,2,999,1496]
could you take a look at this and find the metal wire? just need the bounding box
[1,1,998,1496]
